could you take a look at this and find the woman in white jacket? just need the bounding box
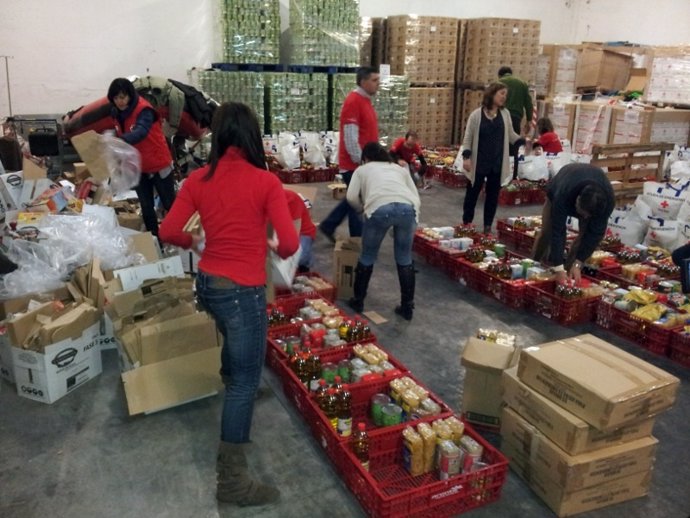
[461,82,521,234]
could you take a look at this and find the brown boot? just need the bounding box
[216,441,280,506]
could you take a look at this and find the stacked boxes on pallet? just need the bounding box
[502,334,679,516]
[359,17,386,67]
[220,0,280,64]
[264,72,329,133]
[197,70,265,131]
[643,46,690,106]
[536,45,579,98]
[575,45,633,92]
[385,15,459,147]
[609,106,690,146]
[288,0,359,66]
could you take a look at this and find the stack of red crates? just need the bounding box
[265,275,509,517]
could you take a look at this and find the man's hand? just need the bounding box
[568,260,583,285]
[462,158,472,172]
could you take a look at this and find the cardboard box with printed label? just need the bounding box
[461,336,520,428]
[502,368,655,455]
[517,334,679,432]
[503,438,651,517]
[501,406,657,492]
[10,319,102,404]
[333,237,361,300]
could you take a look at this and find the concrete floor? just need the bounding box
[1,180,689,518]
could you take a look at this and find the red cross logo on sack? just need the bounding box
[650,231,657,239]
[660,201,669,209]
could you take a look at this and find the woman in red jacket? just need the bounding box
[159,102,299,507]
[108,78,175,236]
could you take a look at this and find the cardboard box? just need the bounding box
[328,183,347,200]
[112,255,185,292]
[333,237,361,299]
[0,171,23,217]
[503,368,655,455]
[501,406,657,491]
[517,334,680,431]
[11,322,102,404]
[0,325,14,384]
[461,336,520,428]
[504,439,651,517]
[576,46,632,91]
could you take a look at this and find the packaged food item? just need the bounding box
[370,393,391,426]
[444,416,465,446]
[438,440,462,480]
[459,434,483,472]
[432,420,453,469]
[417,422,437,473]
[401,390,420,419]
[402,426,425,476]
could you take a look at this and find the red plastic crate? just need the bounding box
[278,168,308,184]
[524,280,602,325]
[595,300,683,356]
[274,272,337,302]
[461,258,537,309]
[669,330,690,368]
[412,233,438,263]
[337,421,508,518]
[495,220,517,249]
[442,169,468,189]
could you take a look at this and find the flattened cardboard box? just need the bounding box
[503,439,651,518]
[11,322,102,404]
[500,406,657,492]
[517,334,679,431]
[461,336,520,428]
[503,367,655,455]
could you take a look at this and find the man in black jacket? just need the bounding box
[533,163,615,283]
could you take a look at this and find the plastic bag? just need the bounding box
[275,132,300,170]
[102,132,141,194]
[300,132,326,168]
[270,245,302,287]
[641,180,690,219]
[321,131,339,166]
[518,156,549,181]
[644,217,679,250]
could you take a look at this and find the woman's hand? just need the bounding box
[191,234,205,254]
[267,237,279,252]
[568,261,583,285]
[462,158,472,172]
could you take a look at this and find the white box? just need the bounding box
[0,171,23,218]
[113,255,185,291]
[11,322,102,404]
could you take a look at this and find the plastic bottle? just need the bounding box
[307,350,322,392]
[314,379,329,408]
[352,422,370,471]
[321,388,338,430]
[336,383,353,437]
[361,319,371,339]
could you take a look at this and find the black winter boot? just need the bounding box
[347,262,374,313]
[394,263,415,321]
[216,442,280,506]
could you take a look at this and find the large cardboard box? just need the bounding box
[333,237,361,300]
[0,325,14,384]
[576,46,632,91]
[461,336,520,428]
[517,334,680,431]
[11,322,102,404]
[503,438,651,517]
[503,368,655,455]
[501,406,657,492]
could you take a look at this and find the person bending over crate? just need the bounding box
[532,163,615,284]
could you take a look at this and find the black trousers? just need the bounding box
[463,169,501,229]
[135,171,176,236]
[509,113,522,178]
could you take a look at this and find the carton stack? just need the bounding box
[384,15,459,146]
[501,334,679,517]
[608,106,690,146]
[220,0,280,64]
[576,45,632,92]
[197,70,265,132]
[455,89,484,144]
[359,17,386,68]
[462,18,540,86]
[536,45,580,98]
[537,99,578,143]
[264,72,329,133]
[288,0,359,66]
[644,46,690,106]
[572,101,612,154]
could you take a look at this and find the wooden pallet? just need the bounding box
[591,142,674,201]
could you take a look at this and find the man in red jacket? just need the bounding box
[108,77,175,236]
[319,67,380,242]
[390,130,430,189]
[284,188,316,272]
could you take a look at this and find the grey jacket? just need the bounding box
[461,107,520,186]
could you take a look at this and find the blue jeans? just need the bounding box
[195,272,267,444]
[299,235,314,269]
[360,202,416,267]
[319,171,363,237]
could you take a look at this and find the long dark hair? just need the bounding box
[482,83,507,110]
[204,102,266,180]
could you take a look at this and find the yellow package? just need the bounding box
[402,426,425,477]
[417,422,437,473]
[444,416,465,446]
[631,303,666,322]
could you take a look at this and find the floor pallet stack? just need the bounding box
[385,15,459,147]
[266,280,510,518]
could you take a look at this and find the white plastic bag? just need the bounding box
[102,133,141,195]
[607,197,652,246]
[275,132,300,170]
[321,131,339,166]
[641,180,690,219]
[301,132,326,168]
[669,160,690,183]
[270,245,302,287]
[644,217,679,250]
[518,155,549,181]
